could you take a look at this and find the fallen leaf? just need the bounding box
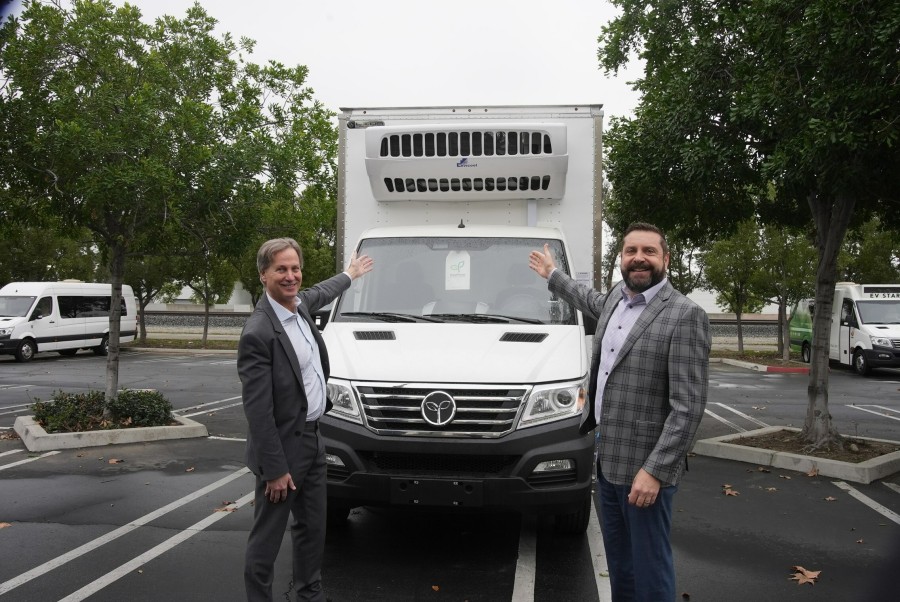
[431,585,440,592]
[856,539,864,544]
[779,475,792,480]
[757,466,771,473]
[824,496,837,502]
[214,507,236,513]
[0,522,12,529]
[790,566,821,585]
[807,467,819,477]
[185,467,195,472]
[138,570,143,574]
[765,487,778,492]
[108,459,124,464]
[722,484,733,489]
[723,489,740,497]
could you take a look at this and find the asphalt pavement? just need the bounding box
[1,351,898,601]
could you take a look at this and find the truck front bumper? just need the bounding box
[321,415,594,515]
[864,347,900,369]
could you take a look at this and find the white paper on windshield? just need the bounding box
[445,251,470,290]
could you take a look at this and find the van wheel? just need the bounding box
[58,349,78,357]
[853,350,871,376]
[93,334,109,356]
[554,494,591,535]
[15,339,37,363]
[801,342,811,363]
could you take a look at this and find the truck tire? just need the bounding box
[852,349,871,376]
[15,339,37,363]
[801,342,811,363]
[554,494,591,535]
[93,334,109,356]
[327,503,351,528]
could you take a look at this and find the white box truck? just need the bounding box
[789,282,900,374]
[0,281,137,362]
[320,105,603,533]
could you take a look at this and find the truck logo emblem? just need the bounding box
[421,391,457,426]
[456,157,477,168]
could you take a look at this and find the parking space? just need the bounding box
[1,354,898,600]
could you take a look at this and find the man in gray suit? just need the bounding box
[239,238,373,601]
[529,222,710,601]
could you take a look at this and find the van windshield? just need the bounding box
[0,296,36,318]
[334,237,577,325]
[857,300,900,324]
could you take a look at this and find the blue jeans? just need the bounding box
[597,468,677,602]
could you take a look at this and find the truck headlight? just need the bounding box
[518,378,586,429]
[871,337,892,348]
[0,327,11,338]
[326,379,362,424]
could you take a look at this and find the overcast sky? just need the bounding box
[3,0,644,119]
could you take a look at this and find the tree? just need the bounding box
[126,253,181,343]
[2,1,337,400]
[598,0,900,449]
[700,220,766,352]
[840,217,900,284]
[753,224,817,359]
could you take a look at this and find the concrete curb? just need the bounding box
[693,426,900,484]
[719,358,810,374]
[13,415,209,452]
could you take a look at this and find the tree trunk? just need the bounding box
[736,311,744,353]
[138,300,148,344]
[105,242,126,416]
[779,299,789,361]
[802,191,855,449]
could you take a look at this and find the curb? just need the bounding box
[693,426,900,484]
[13,415,209,452]
[719,358,809,374]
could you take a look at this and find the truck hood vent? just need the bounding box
[500,332,548,343]
[353,330,396,340]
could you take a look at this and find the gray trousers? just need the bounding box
[244,426,326,602]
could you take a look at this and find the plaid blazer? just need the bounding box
[548,271,710,486]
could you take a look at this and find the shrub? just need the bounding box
[32,390,107,433]
[107,389,174,427]
[31,389,174,432]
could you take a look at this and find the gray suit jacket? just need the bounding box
[238,273,350,480]
[549,271,710,486]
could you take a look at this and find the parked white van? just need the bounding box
[0,281,136,362]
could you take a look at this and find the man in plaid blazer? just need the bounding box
[529,222,710,601]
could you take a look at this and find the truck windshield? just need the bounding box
[0,296,36,318]
[334,237,576,325]
[857,300,900,324]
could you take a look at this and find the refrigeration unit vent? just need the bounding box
[363,123,568,201]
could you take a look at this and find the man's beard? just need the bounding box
[622,262,665,294]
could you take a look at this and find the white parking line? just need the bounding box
[846,405,900,421]
[0,385,31,390]
[703,409,746,433]
[883,482,900,495]
[0,449,24,458]
[833,481,900,526]
[0,467,251,596]
[57,491,255,602]
[208,436,247,442]
[173,396,242,415]
[511,516,536,602]
[0,450,60,471]
[587,500,612,601]
[181,402,243,418]
[713,402,771,428]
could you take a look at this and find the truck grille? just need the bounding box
[361,452,518,476]
[354,383,528,438]
[378,130,553,158]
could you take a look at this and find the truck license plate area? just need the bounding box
[390,478,484,507]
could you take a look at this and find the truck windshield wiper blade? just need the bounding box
[427,313,544,325]
[339,312,441,323]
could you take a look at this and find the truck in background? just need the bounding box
[319,105,603,533]
[0,281,137,362]
[790,282,900,375]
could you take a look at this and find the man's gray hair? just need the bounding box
[257,238,303,274]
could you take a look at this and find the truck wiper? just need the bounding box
[339,312,441,323]
[428,313,544,325]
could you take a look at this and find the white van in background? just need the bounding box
[0,281,136,362]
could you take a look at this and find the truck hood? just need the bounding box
[864,324,900,338]
[0,316,25,327]
[323,322,587,384]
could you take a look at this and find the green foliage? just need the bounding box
[31,390,107,433]
[107,389,174,427]
[31,388,173,432]
[701,220,766,316]
[840,217,900,284]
